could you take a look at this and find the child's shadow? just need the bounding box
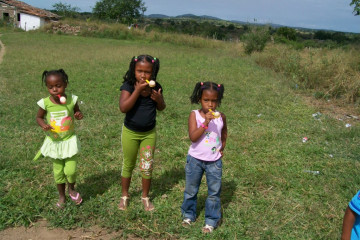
[151,167,184,197]
[78,170,121,200]
[197,179,237,219]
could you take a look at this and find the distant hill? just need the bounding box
[147,14,170,18]
[147,13,221,20]
[176,14,221,20]
[145,13,353,33]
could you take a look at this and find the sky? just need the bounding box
[21,0,360,33]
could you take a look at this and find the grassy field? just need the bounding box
[0,30,360,239]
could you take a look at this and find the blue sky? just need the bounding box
[22,0,360,33]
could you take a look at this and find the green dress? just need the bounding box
[36,95,80,159]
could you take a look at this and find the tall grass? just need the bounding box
[43,19,227,49]
[252,43,360,104]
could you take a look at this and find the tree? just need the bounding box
[276,27,297,41]
[350,0,360,15]
[52,2,80,18]
[93,0,146,24]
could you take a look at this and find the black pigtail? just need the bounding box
[58,69,69,84]
[123,56,138,85]
[41,70,48,85]
[151,57,160,81]
[190,82,203,104]
[216,83,225,106]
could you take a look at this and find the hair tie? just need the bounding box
[218,84,220,87]
[201,82,203,86]
[152,59,154,63]
[134,56,138,62]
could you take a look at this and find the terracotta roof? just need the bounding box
[0,0,60,19]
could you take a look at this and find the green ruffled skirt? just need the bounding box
[34,135,80,160]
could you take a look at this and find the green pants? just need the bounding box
[121,125,156,179]
[52,155,77,184]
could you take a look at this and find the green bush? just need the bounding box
[276,27,297,41]
[243,27,270,55]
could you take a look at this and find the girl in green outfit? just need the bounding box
[35,69,83,208]
[119,55,166,211]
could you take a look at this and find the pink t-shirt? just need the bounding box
[188,110,223,161]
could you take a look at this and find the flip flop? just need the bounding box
[182,218,192,228]
[202,225,214,233]
[56,202,65,209]
[69,192,83,205]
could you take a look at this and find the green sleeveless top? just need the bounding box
[37,95,77,141]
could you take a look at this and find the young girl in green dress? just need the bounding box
[35,69,83,208]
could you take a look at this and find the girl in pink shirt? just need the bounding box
[181,81,227,233]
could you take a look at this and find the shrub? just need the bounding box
[243,27,270,55]
[276,27,297,41]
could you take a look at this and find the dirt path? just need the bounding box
[0,219,129,240]
[0,34,5,64]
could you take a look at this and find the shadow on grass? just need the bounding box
[151,167,184,197]
[196,179,237,221]
[79,169,121,200]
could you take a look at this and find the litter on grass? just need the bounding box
[304,170,320,175]
[312,112,322,119]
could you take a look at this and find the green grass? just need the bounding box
[0,30,360,239]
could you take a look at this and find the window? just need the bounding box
[3,12,10,22]
[17,13,20,21]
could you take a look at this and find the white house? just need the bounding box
[0,0,59,31]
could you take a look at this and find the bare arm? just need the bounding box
[74,103,83,120]
[219,113,227,156]
[36,108,52,131]
[342,206,356,240]
[119,82,148,113]
[188,111,214,142]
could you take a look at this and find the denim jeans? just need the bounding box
[181,155,222,227]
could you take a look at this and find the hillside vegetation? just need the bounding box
[42,19,360,107]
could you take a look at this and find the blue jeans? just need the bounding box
[181,155,222,227]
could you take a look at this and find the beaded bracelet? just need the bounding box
[200,123,208,129]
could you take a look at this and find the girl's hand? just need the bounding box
[42,124,53,131]
[204,111,214,126]
[219,147,224,156]
[150,88,163,102]
[134,80,149,93]
[74,111,83,120]
[152,88,166,111]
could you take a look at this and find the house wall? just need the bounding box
[19,12,43,31]
[0,2,17,24]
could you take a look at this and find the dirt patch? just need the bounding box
[302,94,360,124]
[0,219,130,240]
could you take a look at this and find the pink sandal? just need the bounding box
[69,192,83,205]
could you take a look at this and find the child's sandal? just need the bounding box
[118,196,130,210]
[69,192,83,205]
[202,225,214,233]
[182,218,192,228]
[141,197,155,211]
